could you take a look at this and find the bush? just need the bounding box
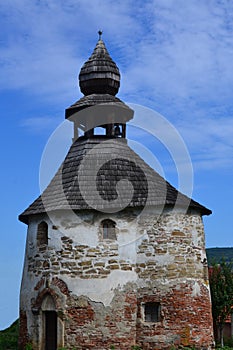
[0,319,19,350]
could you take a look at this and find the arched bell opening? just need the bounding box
[67,102,132,142]
[82,123,126,139]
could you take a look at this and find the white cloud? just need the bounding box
[1,0,233,171]
[177,114,233,170]
[1,0,233,105]
[121,0,233,105]
[0,0,142,102]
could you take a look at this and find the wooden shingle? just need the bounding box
[19,137,211,224]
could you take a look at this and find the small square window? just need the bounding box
[144,302,160,322]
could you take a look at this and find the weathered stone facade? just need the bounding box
[19,209,214,349]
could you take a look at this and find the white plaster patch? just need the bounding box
[191,281,201,297]
[154,253,174,266]
[118,227,148,262]
[55,213,98,247]
[62,270,137,306]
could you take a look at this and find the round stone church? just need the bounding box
[19,33,214,350]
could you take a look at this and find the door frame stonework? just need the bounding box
[37,293,64,350]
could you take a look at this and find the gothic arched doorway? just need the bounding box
[41,295,57,350]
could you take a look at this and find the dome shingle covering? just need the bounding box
[19,137,211,224]
[66,34,133,123]
[79,39,120,96]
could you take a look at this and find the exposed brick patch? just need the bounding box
[63,290,137,349]
[136,281,214,349]
[18,311,28,350]
[52,277,70,296]
[67,304,94,326]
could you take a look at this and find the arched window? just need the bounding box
[37,221,48,246]
[101,219,116,240]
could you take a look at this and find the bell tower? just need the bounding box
[65,31,133,141]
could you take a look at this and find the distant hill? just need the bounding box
[206,247,233,265]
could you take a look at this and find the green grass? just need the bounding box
[0,319,19,350]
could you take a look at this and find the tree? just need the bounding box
[209,259,233,347]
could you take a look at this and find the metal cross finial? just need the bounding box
[98,30,103,40]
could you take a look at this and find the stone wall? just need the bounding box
[19,208,214,349]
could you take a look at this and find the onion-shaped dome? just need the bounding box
[79,32,120,96]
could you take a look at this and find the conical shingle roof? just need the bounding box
[19,137,211,224]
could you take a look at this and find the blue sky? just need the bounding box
[0,0,233,330]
